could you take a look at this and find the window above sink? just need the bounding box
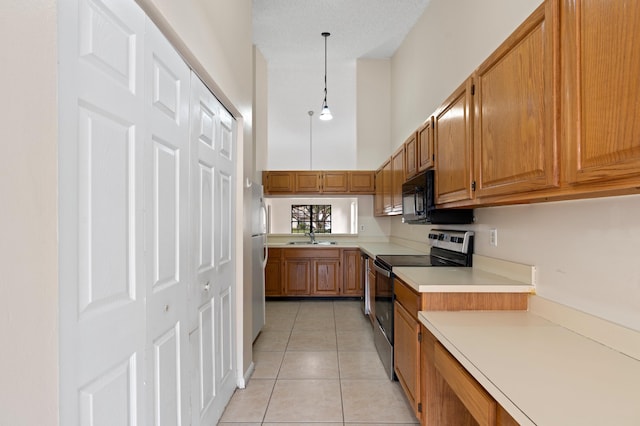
[264,197,358,235]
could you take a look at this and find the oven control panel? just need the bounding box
[428,230,474,254]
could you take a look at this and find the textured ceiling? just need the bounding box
[253,0,431,66]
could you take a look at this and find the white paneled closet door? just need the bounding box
[58,0,146,425]
[143,21,191,426]
[189,74,237,426]
[60,1,239,425]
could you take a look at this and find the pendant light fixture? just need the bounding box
[319,32,333,121]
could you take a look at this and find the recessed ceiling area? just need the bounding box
[253,1,431,170]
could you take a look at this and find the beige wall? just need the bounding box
[254,47,268,181]
[0,1,59,425]
[390,0,541,147]
[389,0,640,331]
[356,58,391,169]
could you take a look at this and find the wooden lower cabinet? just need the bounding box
[394,278,423,420]
[266,247,365,297]
[312,258,341,295]
[283,258,311,295]
[420,325,520,426]
[394,301,421,419]
[265,248,282,296]
[342,249,362,296]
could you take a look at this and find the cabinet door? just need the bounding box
[562,0,640,186]
[348,171,375,193]
[434,342,497,426]
[367,268,376,326]
[322,171,349,192]
[434,78,474,205]
[265,249,281,297]
[295,171,322,193]
[312,258,341,295]
[474,2,559,199]
[382,159,393,214]
[374,167,385,216]
[418,117,435,172]
[391,146,405,214]
[264,171,294,194]
[394,302,421,419]
[283,259,311,295]
[342,249,362,296]
[405,132,418,179]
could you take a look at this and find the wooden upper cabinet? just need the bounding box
[322,171,349,193]
[381,159,393,214]
[404,132,418,179]
[473,1,559,199]
[295,171,322,193]
[562,0,640,186]
[374,166,385,216]
[418,117,435,172]
[263,170,374,194]
[434,78,475,205]
[263,171,294,193]
[348,171,375,193]
[391,145,405,214]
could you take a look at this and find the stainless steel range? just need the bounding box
[372,229,474,380]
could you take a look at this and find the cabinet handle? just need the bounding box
[203,281,210,292]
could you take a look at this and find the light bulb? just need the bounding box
[319,104,332,121]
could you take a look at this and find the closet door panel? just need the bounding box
[58,0,146,425]
[144,20,191,426]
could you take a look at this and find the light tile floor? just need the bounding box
[218,300,419,425]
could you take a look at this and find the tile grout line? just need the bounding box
[258,300,298,425]
[334,301,347,425]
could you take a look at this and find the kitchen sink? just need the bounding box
[287,241,337,245]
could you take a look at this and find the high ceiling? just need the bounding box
[252,1,432,170]
[252,0,431,66]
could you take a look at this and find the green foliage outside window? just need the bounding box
[291,205,331,234]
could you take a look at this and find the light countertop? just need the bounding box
[394,266,534,293]
[356,242,426,258]
[267,240,426,258]
[419,305,640,426]
[394,254,536,294]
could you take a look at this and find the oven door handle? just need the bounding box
[373,260,392,278]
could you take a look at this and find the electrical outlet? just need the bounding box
[489,228,498,247]
[360,224,365,231]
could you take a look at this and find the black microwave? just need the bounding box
[401,170,474,224]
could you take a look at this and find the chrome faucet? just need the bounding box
[306,229,316,244]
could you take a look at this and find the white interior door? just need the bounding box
[144,20,191,426]
[60,2,238,425]
[189,73,237,425]
[58,0,146,424]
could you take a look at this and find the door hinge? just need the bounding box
[418,331,422,342]
[471,84,476,96]
[418,402,423,413]
[471,180,476,191]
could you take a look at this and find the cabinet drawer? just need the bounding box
[434,342,496,426]
[283,248,340,259]
[394,278,420,317]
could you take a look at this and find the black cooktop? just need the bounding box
[375,254,433,269]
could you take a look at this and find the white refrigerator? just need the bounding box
[250,182,268,341]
